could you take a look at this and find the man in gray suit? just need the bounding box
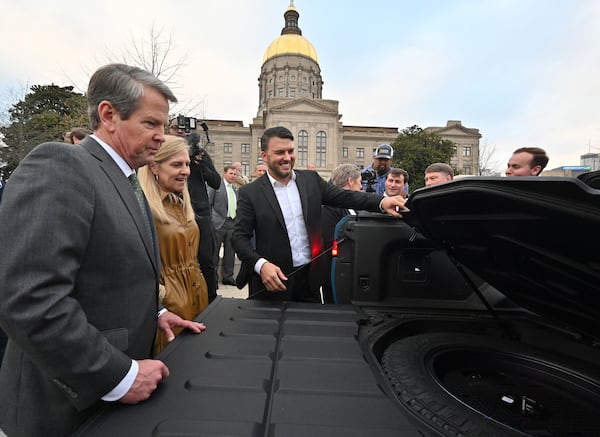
[0,64,205,436]
[209,165,238,286]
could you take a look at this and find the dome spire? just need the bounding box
[262,1,319,64]
[282,1,301,36]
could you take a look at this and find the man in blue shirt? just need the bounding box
[361,144,393,195]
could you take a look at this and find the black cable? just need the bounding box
[247,238,345,299]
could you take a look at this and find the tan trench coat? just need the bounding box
[154,196,208,354]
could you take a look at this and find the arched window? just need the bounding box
[316,131,327,167]
[297,130,308,167]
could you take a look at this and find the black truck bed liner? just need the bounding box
[77,298,419,436]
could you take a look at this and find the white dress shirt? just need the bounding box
[254,170,311,273]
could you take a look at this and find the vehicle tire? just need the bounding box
[381,333,600,437]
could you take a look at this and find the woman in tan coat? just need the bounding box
[139,135,209,354]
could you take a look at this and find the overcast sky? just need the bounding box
[2,0,599,172]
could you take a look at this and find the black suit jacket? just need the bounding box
[232,170,382,299]
[0,138,160,436]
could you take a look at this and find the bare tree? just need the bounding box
[100,23,206,119]
[478,138,500,175]
[98,22,189,87]
[120,23,189,85]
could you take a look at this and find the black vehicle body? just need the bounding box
[78,175,600,436]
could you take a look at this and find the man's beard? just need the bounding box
[376,166,388,176]
[270,161,293,179]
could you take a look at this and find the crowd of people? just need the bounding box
[0,62,553,436]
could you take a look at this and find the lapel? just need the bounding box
[81,138,159,276]
[220,181,228,203]
[218,181,228,216]
[259,176,286,230]
[295,171,310,223]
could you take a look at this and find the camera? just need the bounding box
[187,132,206,161]
[177,114,197,133]
[361,169,377,193]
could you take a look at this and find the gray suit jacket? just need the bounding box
[208,179,236,230]
[0,138,161,436]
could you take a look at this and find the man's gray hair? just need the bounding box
[87,63,177,130]
[330,164,361,188]
[425,162,454,178]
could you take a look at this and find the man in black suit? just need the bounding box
[0,64,204,436]
[232,126,406,302]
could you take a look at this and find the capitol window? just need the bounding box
[316,131,327,167]
[297,130,308,167]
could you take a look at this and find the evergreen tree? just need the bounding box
[392,125,456,193]
[0,84,88,179]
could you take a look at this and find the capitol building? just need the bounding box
[201,2,481,179]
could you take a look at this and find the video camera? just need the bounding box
[187,121,212,162]
[176,114,197,133]
[361,169,377,193]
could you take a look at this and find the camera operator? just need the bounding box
[169,118,221,302]
[361,144,393,195]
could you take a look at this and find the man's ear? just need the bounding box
[532,165,542,176]
[97,101,117,132]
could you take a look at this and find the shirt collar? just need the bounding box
[90,134,135,177]
[266,169,296,187]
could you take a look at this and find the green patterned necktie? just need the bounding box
[128,172,152,234]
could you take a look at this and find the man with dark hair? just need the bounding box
[0,64,204,436]
[424,162,454,187]
[232,126,406,302]
[384,168,409,197]
[505,147,549,176]
[70,127,93,144]
[209,165,239,286]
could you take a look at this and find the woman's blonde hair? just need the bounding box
[138,135,195,224]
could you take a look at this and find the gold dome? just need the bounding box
[263,34,319,64]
